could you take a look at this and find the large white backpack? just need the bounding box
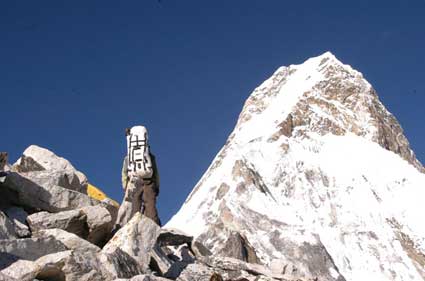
[126,126,153,179]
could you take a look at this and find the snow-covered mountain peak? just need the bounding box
[232,52,422,172]
[167,53,425,281]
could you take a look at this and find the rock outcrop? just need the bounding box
[103,212,161,271]
[13,145,88,193]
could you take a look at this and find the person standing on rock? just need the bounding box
[115,126,161,228]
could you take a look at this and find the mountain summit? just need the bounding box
[167,52,425,281]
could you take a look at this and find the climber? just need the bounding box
[115,126,161,228]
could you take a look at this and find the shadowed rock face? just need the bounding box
[0,236,68,264]
[218,232,260,265]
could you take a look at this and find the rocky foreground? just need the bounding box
[0,145,293,281]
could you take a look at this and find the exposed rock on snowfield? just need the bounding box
[167,52,425,281]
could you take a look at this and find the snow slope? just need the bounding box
[167,52,425,281]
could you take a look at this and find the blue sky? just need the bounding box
[1,0,424,223]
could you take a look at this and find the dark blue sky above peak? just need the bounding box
[1,0,424,223]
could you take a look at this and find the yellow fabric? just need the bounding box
[87,183,119,208]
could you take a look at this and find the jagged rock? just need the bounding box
[114,274,173,281]
[27,206,113,245]
[150,228,197,279]
[0,272,17,281]
[13,145,73,171]
[34,228,101,252]
[13,145,88,193]
[35,249,112,281]
[150,245,191,279]
[175,263,217,281]
[150,245,174,275]
[3,206,30,237]
[35,250,73,280]
[157,228,193,246]
[80,205,114,245]
[217,231,260,264]
[190,240,212,257]
[0,211,17,239]
[31,249,143,281]
[103,212,161,272]
[168,245,195,264]
[0,172,105,212]
[0,259,38,281]
[193,257,293,281]
[0,236,67,262]
[261,235,346,281]
[27,209,89,237]
[0,253,20,270]
[0,152,8,184]
[99,248,144,279]
[0,152,6,169]
[19,170,86,194]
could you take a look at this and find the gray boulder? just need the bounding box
[0,152,8,184]
[32,248,143,281]
[0,171,105,213]
[150,245,190,279]
[0,236,67,263]
[175,263,215,281]
[34,228,101,252]
[149,229,199,279]
[27,206,113,246]
[13,145,78,171]
[217,231,260,264]
[99,248,144,279]
[0,272,18,281]
[35,250,111,281]
[0,211,17,239]
[177,258,283,281]
[13,145,88,193]
[3,206,30,237]
[103,212,161,272]
[0,259,38,281]
[27,209,89,238]
[114,274,173,281]
[18,169,86,194]
[35,250,73,280]
[0,253,20,271]
[190,240,212,258]
[81,205,114,245]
